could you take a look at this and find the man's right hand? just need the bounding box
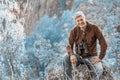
[70,55,77,64]
[66,45,73,53]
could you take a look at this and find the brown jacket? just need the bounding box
[68,22,107,59]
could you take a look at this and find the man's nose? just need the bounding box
[78,22,81,25]
[78,21,82,24]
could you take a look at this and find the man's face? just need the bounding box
[75,16,86,29]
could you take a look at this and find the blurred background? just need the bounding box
[0,0,120,80]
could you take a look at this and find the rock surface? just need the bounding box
[17,0,73,35]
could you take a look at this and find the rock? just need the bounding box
[71,61,114,80]
[116,25,120,32]
[16,0,73,35]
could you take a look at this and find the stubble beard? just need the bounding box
[79,22,87,31]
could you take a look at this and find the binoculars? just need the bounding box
[78,41,88,54]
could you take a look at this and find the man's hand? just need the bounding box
[70,55,77,64]
[66,45,72,53]
[92,57,101,64]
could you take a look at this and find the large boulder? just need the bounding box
[71,61,114,80]
[46,61,114,80]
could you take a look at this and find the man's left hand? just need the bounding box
[92,57,101,64]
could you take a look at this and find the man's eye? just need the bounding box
[77,19,83,22]
[80,19,83,21]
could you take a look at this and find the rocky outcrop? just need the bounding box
[17,0,73,35]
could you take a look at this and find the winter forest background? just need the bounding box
[0,0,120,80]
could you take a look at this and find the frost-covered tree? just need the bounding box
[0,0,27,80]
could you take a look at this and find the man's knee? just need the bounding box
[63,54,71,66]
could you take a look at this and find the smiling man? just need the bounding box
[63,11,107,80]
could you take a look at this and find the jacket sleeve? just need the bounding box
[95,26,107,59]
[68,30,75,56]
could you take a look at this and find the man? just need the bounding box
[63,11,107,80]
